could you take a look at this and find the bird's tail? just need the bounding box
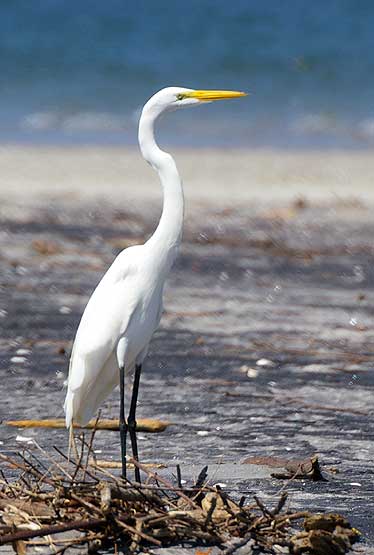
[65,390,79,462]
[64,389,74,429]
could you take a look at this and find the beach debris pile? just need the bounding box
[0,437,360,554]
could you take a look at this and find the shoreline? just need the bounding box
[0,144,373,209]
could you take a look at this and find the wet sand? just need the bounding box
[0,146,373,552]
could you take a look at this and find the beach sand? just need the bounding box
[0,145,373,550]
[0,145,373,210]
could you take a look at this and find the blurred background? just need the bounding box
[1,0,374,149]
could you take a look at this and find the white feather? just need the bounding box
[64,244,164,426]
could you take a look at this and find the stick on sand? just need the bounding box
[4,418,170,433]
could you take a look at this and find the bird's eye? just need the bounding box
[176,93,185,101]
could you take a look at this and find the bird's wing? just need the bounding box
[67,247,141,394]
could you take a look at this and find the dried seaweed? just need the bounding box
[243,455,327,481]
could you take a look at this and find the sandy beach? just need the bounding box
[0,145,373,551]
[0,146,374,211]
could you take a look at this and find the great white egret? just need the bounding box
[64,87,246,481]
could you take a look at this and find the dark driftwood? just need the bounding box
[0,518,106,545]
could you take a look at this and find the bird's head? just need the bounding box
[143,87,247,117]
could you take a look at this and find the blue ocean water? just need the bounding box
[1,0,374,147]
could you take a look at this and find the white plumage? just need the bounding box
[64,86,246,434]
[64,245,162,426]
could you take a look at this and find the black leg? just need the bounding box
[119,365,127,480]
[128,363,142,483]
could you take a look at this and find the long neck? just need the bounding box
[138,107,184,273]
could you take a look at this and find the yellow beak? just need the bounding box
[185,90,247,102]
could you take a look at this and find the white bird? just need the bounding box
[64,87,246,481]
